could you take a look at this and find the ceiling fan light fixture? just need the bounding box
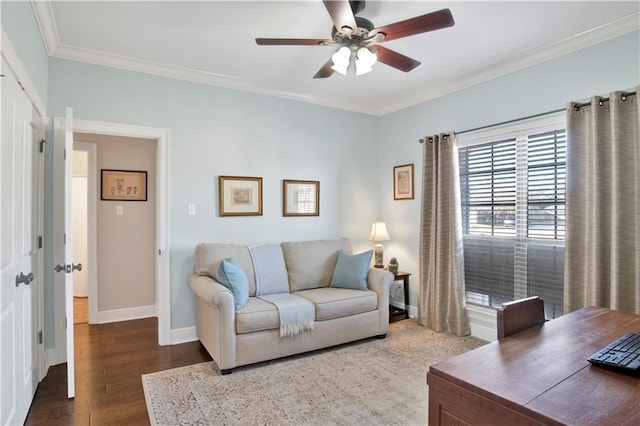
[355,46,377,76]
[331,46,351,75]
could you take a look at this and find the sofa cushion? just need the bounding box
[216,258,249,310]
[293,287,377,321]
[330,250,373,291]
[235,297,280,334]
[282,238,352,292]
[195,243,256,296]
[248,244,289,295]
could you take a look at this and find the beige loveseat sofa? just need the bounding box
[188,238,393,374]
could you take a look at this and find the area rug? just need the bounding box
[142,320,486,425]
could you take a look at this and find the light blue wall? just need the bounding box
[46,58,380,331]
[378,31,640,310]
[4,0,639,346]
[1,0,48,105]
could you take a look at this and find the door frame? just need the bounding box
[53,118,171,349]
[33,110,46,381]
[72,142,98,324]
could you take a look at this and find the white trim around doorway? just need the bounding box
[71,119,171,345]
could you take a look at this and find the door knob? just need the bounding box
[55,264,83,273]
[15,272,34,287]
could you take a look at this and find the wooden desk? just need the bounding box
[427,306,640,425]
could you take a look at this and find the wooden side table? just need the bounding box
[389,271,411,319]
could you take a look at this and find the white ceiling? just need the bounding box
[33,1,640,116]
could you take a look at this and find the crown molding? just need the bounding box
[31,0,58,56]
[379,12,640,116]
[31,0,639,117]
[50,43,379,115]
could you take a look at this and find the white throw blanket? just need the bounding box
[248,244,289,295]
[258,293,315,337]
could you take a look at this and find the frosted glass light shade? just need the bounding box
[355,47,377,76]
[331,47,351,75]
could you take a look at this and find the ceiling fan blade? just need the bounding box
[313,58,335,79]
[323,0,358,34]
[374,45,421,72]
[369,8,454,42]
[256,38,332,46]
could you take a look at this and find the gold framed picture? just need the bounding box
[283,180,319,216]
[393,163,414,200]
[100,169,147,201]
[219,176,263,216]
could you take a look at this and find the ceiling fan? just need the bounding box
[255,0,454,78]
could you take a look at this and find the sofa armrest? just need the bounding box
[367,267,393,335]
[188,274,237,371]
[189,274,235,308]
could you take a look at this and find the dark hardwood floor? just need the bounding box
[25,318,211,425]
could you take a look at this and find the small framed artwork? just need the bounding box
[393,163,414,200]
[283,180,319,216]
[101,169,147,201]
[219,175,263,216]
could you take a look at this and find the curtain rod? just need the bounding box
[418,91,637,142]
[454,107,565,136]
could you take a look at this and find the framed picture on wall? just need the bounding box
[101,169,148,201]
[283,180,319,216]
[393,163,414,200]
[219,175,263,216]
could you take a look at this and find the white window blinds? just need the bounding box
[458,116,566,318]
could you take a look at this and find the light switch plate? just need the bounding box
[187,203,196,216]
[116,205,123,215]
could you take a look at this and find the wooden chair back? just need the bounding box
[496,296,546,339]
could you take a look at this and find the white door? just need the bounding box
[0,62,40,425]
[53,108,78,399]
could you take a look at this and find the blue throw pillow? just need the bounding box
[216,258,249,310]
[330,249,373,291]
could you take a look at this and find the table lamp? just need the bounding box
[369,219,390,268]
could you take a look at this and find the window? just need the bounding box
[458,115,565,318]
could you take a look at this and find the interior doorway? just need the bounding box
[73,132,158,325]
[53,118,171,379]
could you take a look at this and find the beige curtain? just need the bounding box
[565,87,639,314]
[418,133,470,336]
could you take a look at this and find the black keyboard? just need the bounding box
[588,332,640,374]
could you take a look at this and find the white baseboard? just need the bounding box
[45,348,60,367]
[390,301,418,319]
[97,304,157,324]
[172,326,198,345]
[407,305,418,319]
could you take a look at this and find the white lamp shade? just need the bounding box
[369,220,390,242]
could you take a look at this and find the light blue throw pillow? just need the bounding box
[330,249,373,291]
[216,258,249,310]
